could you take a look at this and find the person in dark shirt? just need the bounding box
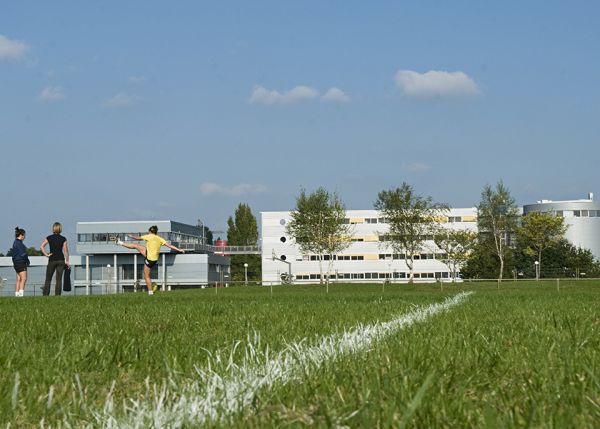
[11,227,30,297]
[40,222,70,296]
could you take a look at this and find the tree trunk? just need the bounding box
[407,255,415,283]
[499,254,504,281]
[538,249,543,279]
[318,254,324,285]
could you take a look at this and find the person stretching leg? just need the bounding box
[116,225,185,295]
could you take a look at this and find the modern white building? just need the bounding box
[523,193,600,260]
[261,208,477,284]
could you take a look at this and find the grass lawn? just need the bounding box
[0,281,599,427]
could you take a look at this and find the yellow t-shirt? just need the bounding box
[142,234,167,261]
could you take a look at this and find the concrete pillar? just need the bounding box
[134,253,138,291]
[114,254,118,293]
[162,253,166,291]
[86,255,90,295]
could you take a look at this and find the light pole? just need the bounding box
[534,260,540,281]
[244,262,248,286]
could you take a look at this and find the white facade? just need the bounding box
[262,208,477,284]
[523,193,600,260]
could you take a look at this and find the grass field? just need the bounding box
[1,281,599,428]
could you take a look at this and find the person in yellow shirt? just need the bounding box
[116,225,185,295]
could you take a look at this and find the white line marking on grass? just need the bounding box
[87,291,473,428]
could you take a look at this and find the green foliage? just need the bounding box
[227,203,260,281]
[477,181,519,280]
[26,247,43,256]
[461,239,517,279]
[286,187,351,284]
[434,229,478,280]
[374,182,448,281]
[516,211,566,277]
[515,238,600,278]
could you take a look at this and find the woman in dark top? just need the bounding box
[11,227,30,297]
[40,222,70,296]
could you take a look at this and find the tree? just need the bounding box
[227,203,260,282]
[434,229,478,282]
[517,212,567,279]
[27,247,44,256]
[286,187,351,286]
[374,183,448,282]
[477,181,519,281]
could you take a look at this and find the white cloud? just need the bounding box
[322,87,350,103]
[103,93,139,108]
[249,85,319,105]
[404,162,431,173]
[38,86,65,102]
[200,182,267,197]
[394,70,480,99]
[0,34,28,60]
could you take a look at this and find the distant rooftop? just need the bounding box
[537,192,594,204]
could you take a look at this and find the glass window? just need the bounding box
[555,211,563,217]
[590,210,598,217]
[93,233,108,242]
[581,210,589,217]
[574,210,581,217]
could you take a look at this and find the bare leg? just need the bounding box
[15,273,19,295]
[19,271,27,293]
[143,265,152,292]
[119,242,147,257]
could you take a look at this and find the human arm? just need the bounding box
[127,234,144,241]
[40,238,52,258]
[164,242,185,253]
[63,240,70,268]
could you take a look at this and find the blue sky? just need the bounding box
[1,1,599,250]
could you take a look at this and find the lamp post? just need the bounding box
[244,263,248,286]
[534,260,540,281]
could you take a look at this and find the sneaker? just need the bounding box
[18,290,24,297]
[152,283,158,292]
[115,236,124,246]
[15,291,19,297]
[148,290,154,296]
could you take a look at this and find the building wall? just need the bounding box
[0,256,82,296]
[261,208,477,284]
[523,198,600,260]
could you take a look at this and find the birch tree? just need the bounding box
[286,188,351,286]
[434,229,478,282]
[517,211,567,279]
[374,183,448,282]
[477,181,519,281]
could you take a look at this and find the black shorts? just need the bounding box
[144,258,158,268]
[13,262,28,273]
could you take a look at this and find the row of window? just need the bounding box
[307,255,365,261]
[573,210,600,218]
[78,232,200,244]
[378,253,447,260]
[300,253,448,261]
[295,272,451,280]
[341,216,472,224]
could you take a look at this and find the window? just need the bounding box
[365,273,372,279]
[448,216,462,223]
[590,210,598,218]
[555,211,563,217]
[581,210,589,217]
[93,233,108,242]
[378,218,388,224]
[574,210,581,217]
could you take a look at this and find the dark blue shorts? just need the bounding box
[13,262,28,273]
[144,258,158,268]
